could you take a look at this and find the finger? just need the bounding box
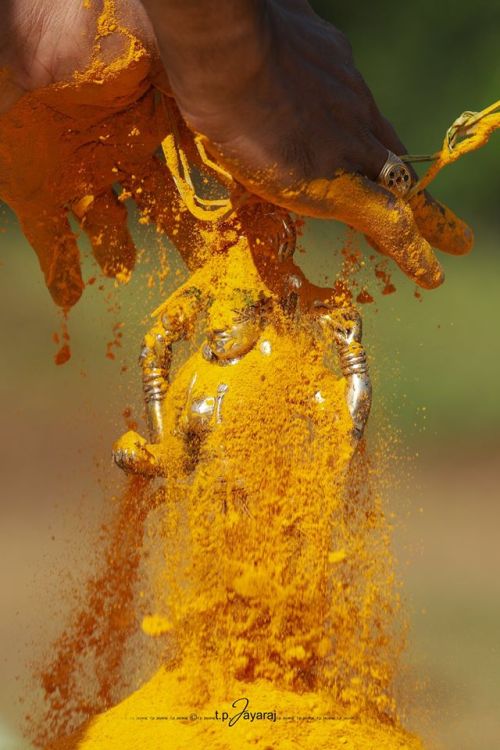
[17,207,84,309]
[409,190,473,256]
[72,190,136,277]
[209,124,443,288]
[289,172,444,289]
[372,115,473,255]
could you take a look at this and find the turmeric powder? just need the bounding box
[39,239,416,750]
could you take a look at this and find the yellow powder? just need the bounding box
[42,241,411,749]
[49,668,422,750]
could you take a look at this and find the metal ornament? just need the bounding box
[377,150,412,197]
[314,304,372,441]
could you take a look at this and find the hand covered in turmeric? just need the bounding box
[0,0,184,309]
[144,0,474,289]
[0,0,474,311]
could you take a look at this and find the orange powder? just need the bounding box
[38,241,417,750]
[30,478,162,747]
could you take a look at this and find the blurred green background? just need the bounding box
[1,2,499,749]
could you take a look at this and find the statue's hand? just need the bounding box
[113,430,160,477]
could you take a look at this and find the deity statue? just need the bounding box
[113,240,371,481]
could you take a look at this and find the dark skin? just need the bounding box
[0,0,473,309]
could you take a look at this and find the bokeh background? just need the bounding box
[1,1,499,748]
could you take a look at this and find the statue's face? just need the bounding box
[207,316,262,361]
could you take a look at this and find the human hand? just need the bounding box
[0,0,294,313]
[0,0,191,309]
[146,0,473,290]
[0,0,474,312]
